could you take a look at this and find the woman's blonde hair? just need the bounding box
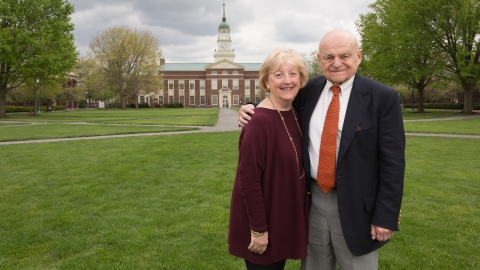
[259,48,309,92]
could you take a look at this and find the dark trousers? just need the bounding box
[245,259,286,270]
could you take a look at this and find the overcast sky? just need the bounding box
[69,0,375,64]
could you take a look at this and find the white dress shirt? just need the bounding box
[308,76,355,179]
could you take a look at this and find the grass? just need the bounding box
[2,108,219,126]
[404,118,480,135]
[401,109,467,120]
[0,108,479,269]
[0,124,197,142]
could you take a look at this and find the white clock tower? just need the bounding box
[214,0,235,62]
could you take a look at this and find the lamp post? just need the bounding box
[36,79,41,115]
[86,92,88,109]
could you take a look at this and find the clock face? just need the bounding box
[222,43,227,49]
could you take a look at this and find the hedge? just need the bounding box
[402,103,480,110]
[6,105,66,113]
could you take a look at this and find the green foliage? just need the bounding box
[0,0,78,117]
[6,105,66,113]
[303,50,323,78]
[357,0,480,113]
[403,103,469,110]
[88,26,162,109]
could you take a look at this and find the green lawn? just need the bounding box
[404,118,480,135]
[3,108,219,126]
[401,109,466,120]
[0,109,479,269]
[0,124,197,142]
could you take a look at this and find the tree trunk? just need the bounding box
[121,94,126,110]
[0,88,7,117]
[33,91,38,116]
[417,86,425,113]
[462,89,473,114]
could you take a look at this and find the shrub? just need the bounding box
[163,103,184,108]
[129,103,150,108]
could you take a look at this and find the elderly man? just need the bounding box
[238,29,405,269]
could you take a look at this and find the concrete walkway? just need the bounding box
[1,108,479,145]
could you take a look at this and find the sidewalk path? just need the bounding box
[1,108,479,145]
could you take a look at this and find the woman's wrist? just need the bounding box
[250,230,265,237]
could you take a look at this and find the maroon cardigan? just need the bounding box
[228,108,309,265]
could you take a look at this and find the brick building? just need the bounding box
[154,1,262,108]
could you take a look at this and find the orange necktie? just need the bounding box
[317,86,341,193]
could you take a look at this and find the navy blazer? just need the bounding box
[293,73,405,256]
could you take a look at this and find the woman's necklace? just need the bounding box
[268,96,305,179]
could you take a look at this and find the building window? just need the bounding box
[222,79,228,89]
[140,96,145,103]
[255,94,261,103]
[169,96,174,103]
[211,71,217,75]
[180,96,185,105]
[233,95,239,105]
[255,80,260,90]
[233,70,239,75]
[189,80,195,89]
[211,79,217,90]
[212,95,218,105]
[245,80,250,90]
[179,81,184,90]
[200,80,205,90]
[200,96,206,105]
[158,96,164,105]
[222,71,228,75]
[233,79,239,90]
[245,96,250,103]
[168,80,173,90]
[190,96,195,105]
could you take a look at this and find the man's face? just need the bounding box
[317,35,362,86]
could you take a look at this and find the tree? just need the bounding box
[88,26,162,109]
[0,0,78,117]
[75,56,113,107]
[360,0,480,113]
[304,50,323,78]
[412,0,480,113]
[356,0,447,112]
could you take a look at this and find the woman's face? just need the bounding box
[267,64,301,104]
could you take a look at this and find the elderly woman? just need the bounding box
[228,48,310,269]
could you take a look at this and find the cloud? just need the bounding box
[69,0,376,63]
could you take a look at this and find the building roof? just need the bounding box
[160,63,262,71]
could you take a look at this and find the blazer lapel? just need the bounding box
[337,74,371,163]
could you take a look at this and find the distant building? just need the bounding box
[151,1,262,108]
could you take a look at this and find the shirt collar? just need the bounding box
[325,75,355,96]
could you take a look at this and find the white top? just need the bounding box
[308,76,355,178]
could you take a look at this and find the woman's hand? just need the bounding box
[248,231,268,254]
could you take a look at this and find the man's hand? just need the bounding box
[371,225,395,241]
[238,104,255,127]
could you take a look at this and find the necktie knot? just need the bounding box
[331,86,341,96]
